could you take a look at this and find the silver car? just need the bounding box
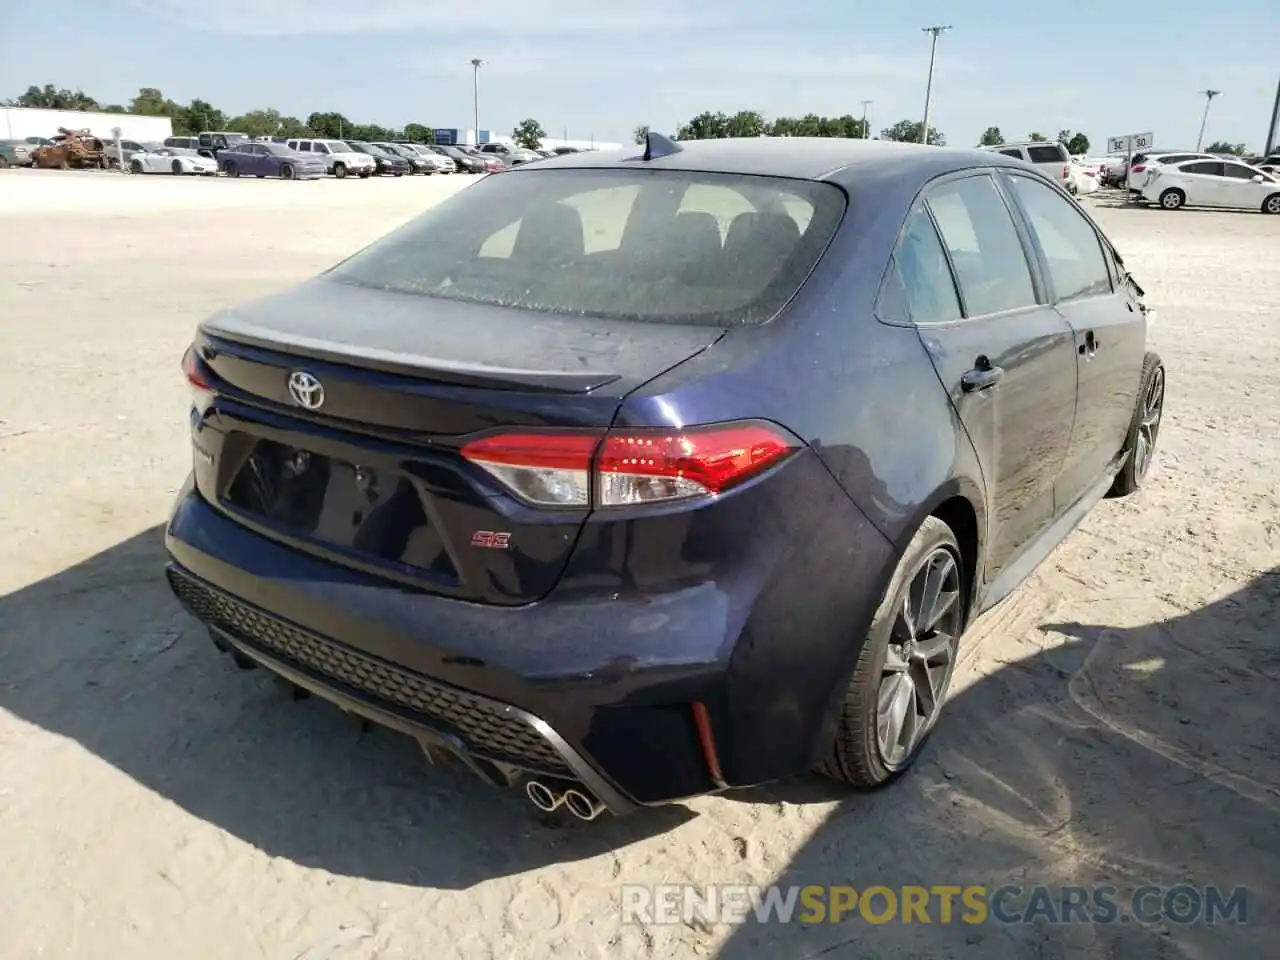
[129,145,219,176]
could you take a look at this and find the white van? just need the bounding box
[979,140,1074,192]
[284,138,376,179]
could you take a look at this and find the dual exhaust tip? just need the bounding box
[526,779,606,820]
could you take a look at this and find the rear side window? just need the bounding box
[925,175,1037,317]
[1006,175,1111,302]
[877,205,962,324]
[1027,145,1065,164]
[998,149,1023,159]
[1180,161,1223,176]
[1221,163,1258,179]
[328,169,846,326]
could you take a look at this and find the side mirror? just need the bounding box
[1252,174,1264,183]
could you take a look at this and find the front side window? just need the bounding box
[327,169,846,326]
[925,175,1037,317]
[1221,163,1258,180]
[1006,174,1111,302]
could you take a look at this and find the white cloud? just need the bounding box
[130,0,720,34]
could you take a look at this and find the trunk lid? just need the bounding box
[190,278,723,605]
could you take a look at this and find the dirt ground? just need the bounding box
[0,169,1276,960]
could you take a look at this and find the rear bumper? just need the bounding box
[164,448,893,809]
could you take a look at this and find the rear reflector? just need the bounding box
[461,420,800,508]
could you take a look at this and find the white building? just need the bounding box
[1,107,173,143]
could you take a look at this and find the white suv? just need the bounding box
[979,140,1073,192]
[284,138,376,179]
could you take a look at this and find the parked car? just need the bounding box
[218,141,325,180]
[129,145,219,176]
[458,145,505,172]
[978,140,1073,192]
[164,136,202,151]
[1140,157,1280,213]
[284,138,376,179]
[344,140,410,176]
[395,143,455,174]
[196,131,250,161]
[435,144,486,173]
[166,135,1164,820]
[1124,151,1215,194]
[372,142,433,174]
[0,139,35,168]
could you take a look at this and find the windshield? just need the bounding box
[264,143,293,156]
[323,141,351,152]
[327,168,845,326]
[347,141,376,154]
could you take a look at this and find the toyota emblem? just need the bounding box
[287,370,325,409]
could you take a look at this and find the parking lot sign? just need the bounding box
[433,128,458,146]
[1108,132,1155,154]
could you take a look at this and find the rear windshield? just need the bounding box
[327,168,846,326]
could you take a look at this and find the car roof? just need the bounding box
[508,136,1033,185]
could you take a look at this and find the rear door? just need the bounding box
[1174,161,1227,206]
[884,172,1078,579]
[1001,171,1144,511]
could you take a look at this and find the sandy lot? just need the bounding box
[0,169,1276,960]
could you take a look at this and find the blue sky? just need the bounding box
[1,1,1275,151]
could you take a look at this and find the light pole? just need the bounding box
[920,25,951,145]
[469,58,484,145]
[861,99,872,139]
[1195,89,1220,151]
[1265,73,1280,157]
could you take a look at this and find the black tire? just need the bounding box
[393,171,403,177]
[1158,188,1184,210]
[358,170,371,179]
[225,162,239,178]
[1262,193,1280,215]
[818,516,966,788]
[280,163,295,181]
[171,159,183,176]
[333,162,347,179]
[130,159,144,175]
[0,156,9,169]
[1107,352,1165,498]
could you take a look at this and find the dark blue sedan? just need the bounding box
[165,135,1164,821]
[218,141,325,180]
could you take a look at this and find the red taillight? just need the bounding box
[460,420,799,508]
[1131,164,1146,173]
[182,345,213,390]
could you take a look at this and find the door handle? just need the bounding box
[961,359,1004,392]
[1078,330,1101,357]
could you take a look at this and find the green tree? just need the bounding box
[175,99,226,136]
[306,112,353,138]
[676,111,729,140]
[402,123,433,143]
[1028,131,1047,142]
[1066,132,1090,155]
[512,118,546,150]
[17,84,98,110]
[277,116,314,138]
[225,108,284,139]
[633,124,650,145]
[880,119,945,146]
[725,110,766,137]
[128,87,179,117]
[978,126,1004,146]
[1205,140,1247,155]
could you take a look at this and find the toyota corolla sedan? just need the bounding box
[165,135,1164,821]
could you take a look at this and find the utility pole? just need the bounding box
[860,99,873,139]
[920,25,951,145]
[1264,73,1280,157]
[1195,89,1220,152]
[469,58,484,146]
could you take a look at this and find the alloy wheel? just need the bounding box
[1266,196,1280,215]
[1134,366,1164,480]
[876,547,962,767]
